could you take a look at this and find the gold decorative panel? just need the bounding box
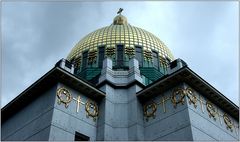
[73,55,81,69]
[106,46,115,57]
[125,46,135,58]
[143,50,152,61]
[88,49,97,64]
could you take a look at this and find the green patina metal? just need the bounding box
[77,68,102,81]
[140,67,165,85]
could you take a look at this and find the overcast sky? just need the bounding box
[1,1,239,107]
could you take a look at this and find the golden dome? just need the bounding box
[67,15,174,63]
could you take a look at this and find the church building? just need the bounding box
[1,10,239,141]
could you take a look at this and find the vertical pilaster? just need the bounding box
[96,58,144,140]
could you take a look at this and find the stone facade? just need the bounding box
[1,85,57,140]
[143,83,239,140]
[1,58,239,141]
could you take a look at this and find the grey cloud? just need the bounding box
[2,2,108,107]
[2,1,238,107]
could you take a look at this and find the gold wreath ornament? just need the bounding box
[185,88,197,108]
[171,88,185,108]
[206,101,217,119]
[143,102,157,121]
[56,87,72,108]
[223,113,233,131]
[85,100,99,121]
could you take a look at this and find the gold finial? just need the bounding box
[117,8,123,15]
[113,8,127,25]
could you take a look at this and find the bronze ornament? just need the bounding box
[106,47,115,57]
[56,87,72,108]
[206,101,217,120]
[159,56,168,68]
[125,47,135,58]
[88,49,97,64]
[85,100,99,121]
[143,50,152,61]
[143,101,157,121]
[185,87,197,108]
[73,55,81,69]
[223,113,233,131]
[171,88,185,108]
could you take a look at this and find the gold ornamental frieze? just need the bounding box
[142,86,238,133]
[106,46,115,57]
[143,50,152,61]
[56,87,99,122]
[171,87,198,108]
[125,47,135,58]
[88,49,97,64]
[73,55,82,69]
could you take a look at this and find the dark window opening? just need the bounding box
[70,58,75,64]
[116,44,124,67]
[170,60,178,69]
[65,59,72,69]
[74,56,82,70]
[98,46,105,68]
[135,46,143,67]
[74,132,89,141]
[82,51,88,69]
[152,51,159,69]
